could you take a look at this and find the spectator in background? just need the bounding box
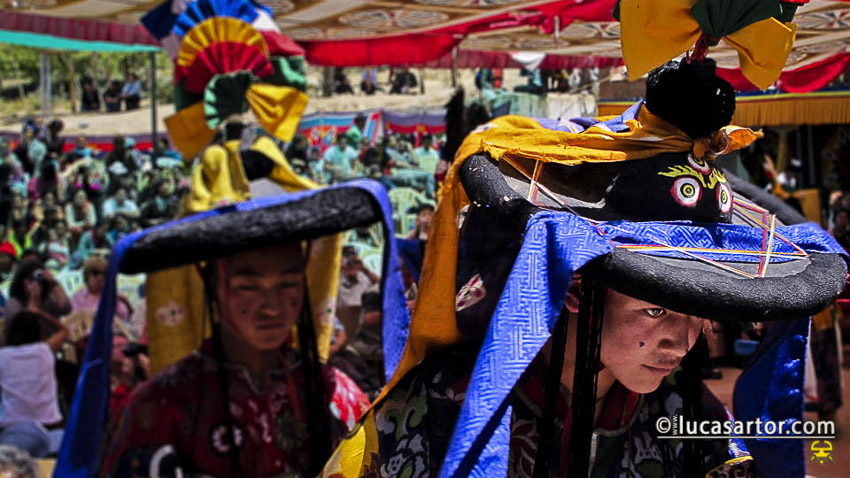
[285,134,310,176]
[103,81,122,113]
[322,134,358,182]
[830,208,850,250]
[108,215,133,245]
[514,68,544,94]
[0,242,16,317]
[36,192,63,226]
[7,220,36,261]
[414,134,439,173]
[328,288,384,399]
[101,187,139,224]
[346,114,366,146]
[41,221,70,270]
[407,203,434,242]
[120,73,142,111]
[140,179,175,228]
[3,260,72,343]
[80,79,100,112]
[106,137,137,178]
[361,69,381,95]
[332,67,354,95]
[336,254,379,340]
[44,120,64,160]
[71,256,131,324]
[390,68,418,94]
[65,189,97,250]
[0,242,16,283]
[155,138,182,169]
[0,445,38,478]
[72,221,112,268]
[0,311,68,457]
[66,136,92,163]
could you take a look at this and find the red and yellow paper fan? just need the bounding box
[180,41,274,93]
[175,16,272,93]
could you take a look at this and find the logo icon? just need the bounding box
[811,441,834,464]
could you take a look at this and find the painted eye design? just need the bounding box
[717,182,733,213]
[687,154,711,175]
[672,177,702,207]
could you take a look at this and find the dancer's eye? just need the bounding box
[643,308,665,318]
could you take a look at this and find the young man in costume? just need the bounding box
[99,242,370,477]
[45,177,409,478]
[321,60,847,478]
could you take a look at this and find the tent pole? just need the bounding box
[47,54,52,117]
[554,16,560,46]
[39,54,45,119]
[150,50,159,161]
[451,46,458,87]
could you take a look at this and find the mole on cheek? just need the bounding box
[242,309,248,314]
[639,342,645,348]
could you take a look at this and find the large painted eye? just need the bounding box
[687,154,711,175]
[672,177,702,207]
[717,182,733,213]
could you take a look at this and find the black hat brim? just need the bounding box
[459,154,847,322]
[119,185,382,274]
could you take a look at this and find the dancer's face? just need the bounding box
[217,244,305,351]
[599,290,704,393]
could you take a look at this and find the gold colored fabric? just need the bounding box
[146,137,340,374]
[177,17,267,68]
[619,0,795,90]
[163,102,217,160]
[724,19,796,91]
[246,84,309,143]
[183,140,251,213]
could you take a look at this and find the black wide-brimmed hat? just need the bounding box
[56,181,409,478]
[456,60,846,323]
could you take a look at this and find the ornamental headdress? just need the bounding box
[54,181,410,478]
[324,60,847,478]
[142,0,308,159]
[615,0,810,90]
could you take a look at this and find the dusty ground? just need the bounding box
[0,68,516,137]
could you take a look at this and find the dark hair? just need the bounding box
[10,259,45,302]
[5,311,44,346]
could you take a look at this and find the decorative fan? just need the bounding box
[203,72,253,130]
[172,0,260,39]
[176,17,267,69]
[617,0,809,89]
[180,40,273,93]
[151,0,309,159]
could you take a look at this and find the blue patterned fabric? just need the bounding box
[733,318,809,478]
[432,209,845,478]
[598,220,844,263]
[440,211,614,478]
[54,179,409,478]
[534,101,640,134]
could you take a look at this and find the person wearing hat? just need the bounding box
[98,242,370,477]
[321,60,847,478]
[48,176,409,478]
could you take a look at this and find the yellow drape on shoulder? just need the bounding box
[320,108,760,477]
[146,137,339,374]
